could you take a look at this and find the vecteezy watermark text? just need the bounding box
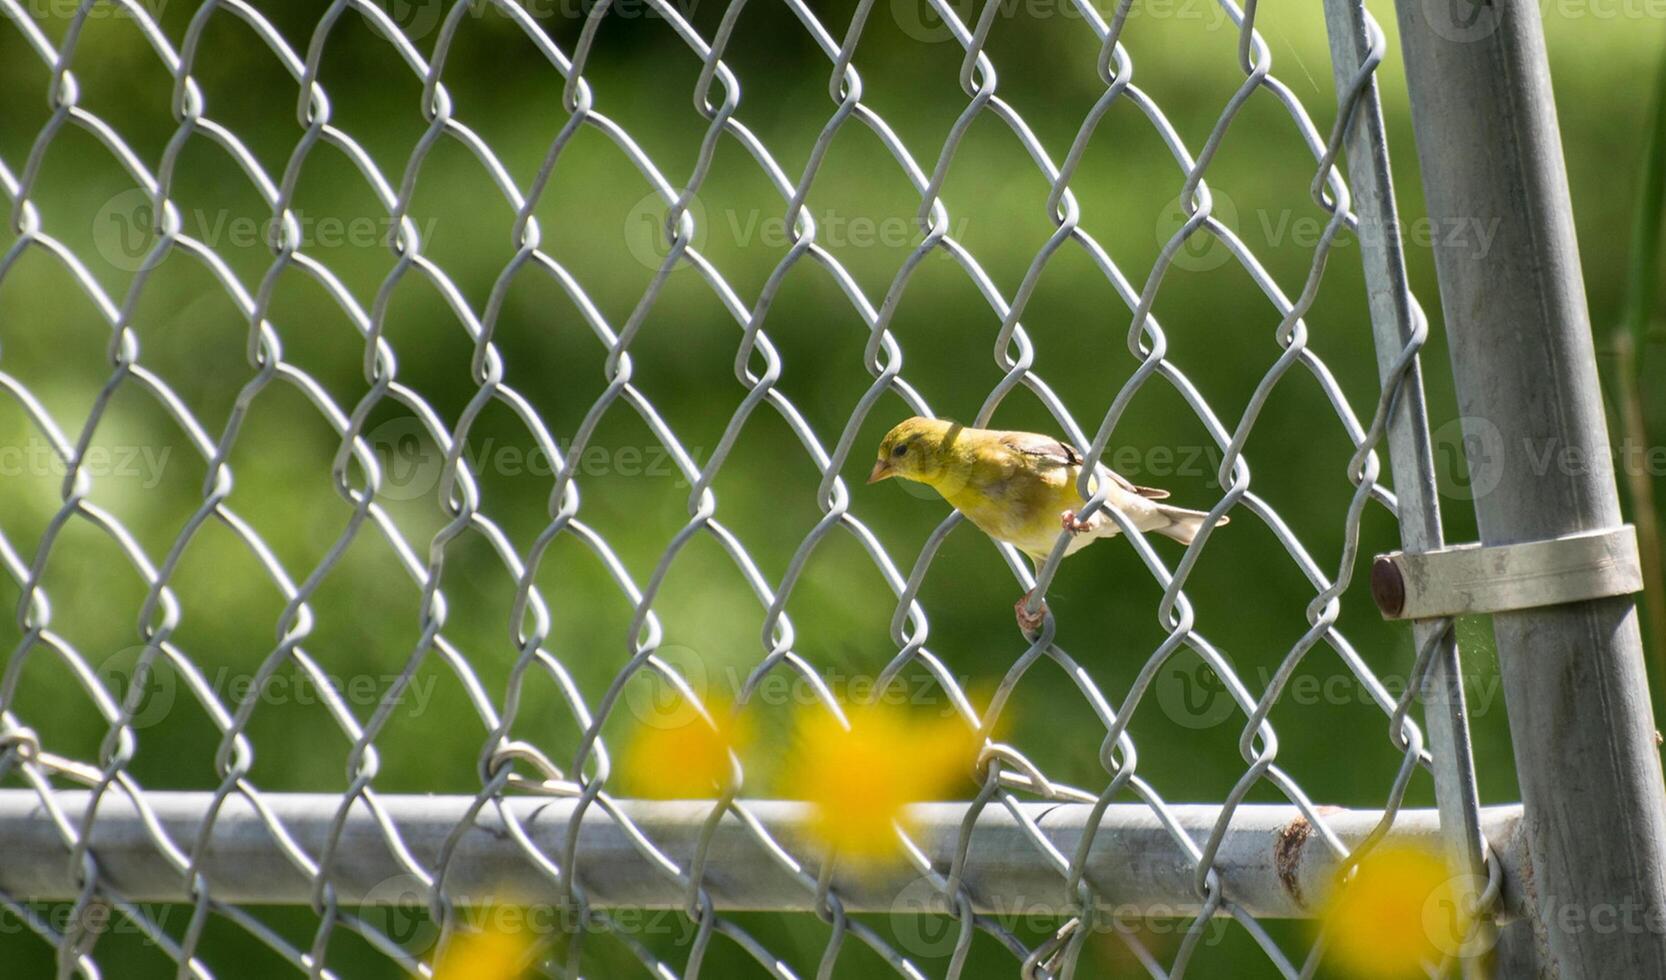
[367,417,700,501]
[623,192,973,269]
[371,0,701,40]
[98,649,441,729]
[889,875,1231,959]
[1155,654,1505,730]
[1157,190,1503,273]
[625,646,975,727]
[93,189,442,273]
[1432,416,1666,501]
[358,879,705,954]
[889,0,1236,43]
[1,438,172,490]
[24,0,167,19]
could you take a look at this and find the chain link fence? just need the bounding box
[0,0,1525,977]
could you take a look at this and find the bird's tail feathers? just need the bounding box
[1153,504,1228,546]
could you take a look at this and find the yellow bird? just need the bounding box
[868,417,1225,630]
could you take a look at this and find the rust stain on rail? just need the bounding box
[1274,814,1314,911]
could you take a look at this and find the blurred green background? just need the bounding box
[1,0,1663,976]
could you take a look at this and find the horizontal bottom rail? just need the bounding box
[0,791,1522,919]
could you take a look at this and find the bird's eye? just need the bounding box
[892,443,909,457]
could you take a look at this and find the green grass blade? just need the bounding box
[1622,41,1666,344]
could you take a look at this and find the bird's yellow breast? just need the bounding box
[936,453,1089,560]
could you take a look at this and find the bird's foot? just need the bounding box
[1014,591,1048,634]
[1061,509,1096,534]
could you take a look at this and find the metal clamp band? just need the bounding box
[1371,526,1644,620]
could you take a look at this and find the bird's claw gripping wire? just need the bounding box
[1014,590,1048,633]
[1060,509,1096,534]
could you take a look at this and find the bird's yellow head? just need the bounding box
[869,417,962,487]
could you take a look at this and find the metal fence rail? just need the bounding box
[0,792,1532,918]
[0,0,1619,977]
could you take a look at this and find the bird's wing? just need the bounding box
[999,431,1171,498]
[999,431,1082,467]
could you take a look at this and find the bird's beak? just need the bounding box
[867,459,892,484]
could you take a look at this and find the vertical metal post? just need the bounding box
[1321,5,1493,974]
[1392,1,1666,975]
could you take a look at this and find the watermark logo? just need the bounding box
[1423,871,1498,959]
[359,875,441,956]
[366,417,446,503]
[624,191,710,271]
[1421,0,1503,42]
[623,644,709,729]
[889,876,964,958]
[1155,189,1238,273]
[371,0,444,40]
[96,646,177,729]
[890,0,968,42]
[1431,415,1505,502]
[1154,654,1238,730]
[93,188,164,274]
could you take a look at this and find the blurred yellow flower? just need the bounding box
[1320,843,1468,978]
[432,914,536,980]
[619,698,751,800]
[782,701,979,867]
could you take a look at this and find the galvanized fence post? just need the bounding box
[1320,2,1495,974]
[1392,0,1666,974]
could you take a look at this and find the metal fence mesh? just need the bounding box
[0,0,1476,977]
